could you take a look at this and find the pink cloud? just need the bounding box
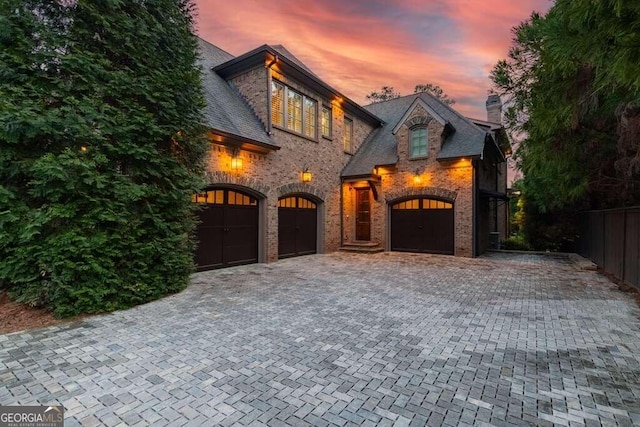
[194,0,551,118]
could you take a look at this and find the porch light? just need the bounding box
[302,169,312,183]
[231,150,243,170]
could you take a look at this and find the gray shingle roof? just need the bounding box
[342,92,489,177]
[197,38,277,149]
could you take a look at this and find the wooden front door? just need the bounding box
[355,188,371,241]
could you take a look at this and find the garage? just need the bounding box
[391,198,454,255]
[194,188,258,271]
[278,195,317,259]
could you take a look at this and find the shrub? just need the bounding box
[0,0,207,317]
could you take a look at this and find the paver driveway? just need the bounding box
[1,252,640,426]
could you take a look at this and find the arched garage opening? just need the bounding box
[278,194,320,259]
[390,197,455,255]
[193,186,263,271]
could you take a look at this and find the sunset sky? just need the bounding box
[194,0,552,119]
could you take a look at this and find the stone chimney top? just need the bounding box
[486,94,502,124]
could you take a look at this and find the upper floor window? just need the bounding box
[343,117,353,153]
[321,106,332,138]
[410,127,428,158]
[271,80,317,138]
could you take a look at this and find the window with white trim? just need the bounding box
[410,127,428,158]
[271,80,317,138]
[321,106,332,138]
[343,117,353,153]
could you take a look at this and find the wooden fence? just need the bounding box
[578,207,640,289]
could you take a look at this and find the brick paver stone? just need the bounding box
[1,252,640,426]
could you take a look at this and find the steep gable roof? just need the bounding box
[214,44,382,127]
[391,97,448,134]
[342,92,494,177]
[197,38,278,151]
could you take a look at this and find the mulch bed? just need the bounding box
[0,291,62,334]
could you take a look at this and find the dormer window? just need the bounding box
[410,127,428,158]
[271,80,317,139]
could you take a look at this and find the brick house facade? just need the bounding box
[195,38,509,270]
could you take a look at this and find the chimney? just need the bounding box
[486,94,502,123]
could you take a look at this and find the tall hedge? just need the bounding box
[0,0,207,317]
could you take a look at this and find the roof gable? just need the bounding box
[197,38,278,152]
[342,92,494,177]
[213,44,382,127]
[391,97,448,135]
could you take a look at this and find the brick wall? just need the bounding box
[345,103,475,257]
[205,65,376,261]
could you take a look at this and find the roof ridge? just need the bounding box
[197,36,235,59]
[416,91,486,136]
[364,92,419,107]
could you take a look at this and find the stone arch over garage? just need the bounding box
[276,183,326,256]
[205,171,270,197]
[385,186,457,204]
[276,183,325,202]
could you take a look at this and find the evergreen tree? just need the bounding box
[491,0,640,213]
[365,86,400,103]
[414,83,455,105]
[0,0,207,317]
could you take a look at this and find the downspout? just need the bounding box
[494,161,499,232]
[265,55,278,135]
[340,181,344,247]
[472,158,478,257]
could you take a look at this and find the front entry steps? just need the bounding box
[340,241,384,254]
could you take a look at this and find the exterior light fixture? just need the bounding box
[302,168,312,183]
[413,169,422,186]
[266,55,278,68]
[80,146,87,152]
[231,150,243,171]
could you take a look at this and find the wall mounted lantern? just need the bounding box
[302,168,312,183]
[412,168,422,186]
[230,149,243,171]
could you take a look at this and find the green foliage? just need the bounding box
[0,0,207,317]
[501,235,531,251]
[492,0,640,213]
[365,83,456,105]
[365,86,400,103]
[414,83,455,105]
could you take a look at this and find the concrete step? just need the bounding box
[340,241,384,253]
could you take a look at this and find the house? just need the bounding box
[194,38,509,271]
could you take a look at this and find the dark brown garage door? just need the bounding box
[194,188,258,271]
[391,198,454,255]
[278,196,317,259]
